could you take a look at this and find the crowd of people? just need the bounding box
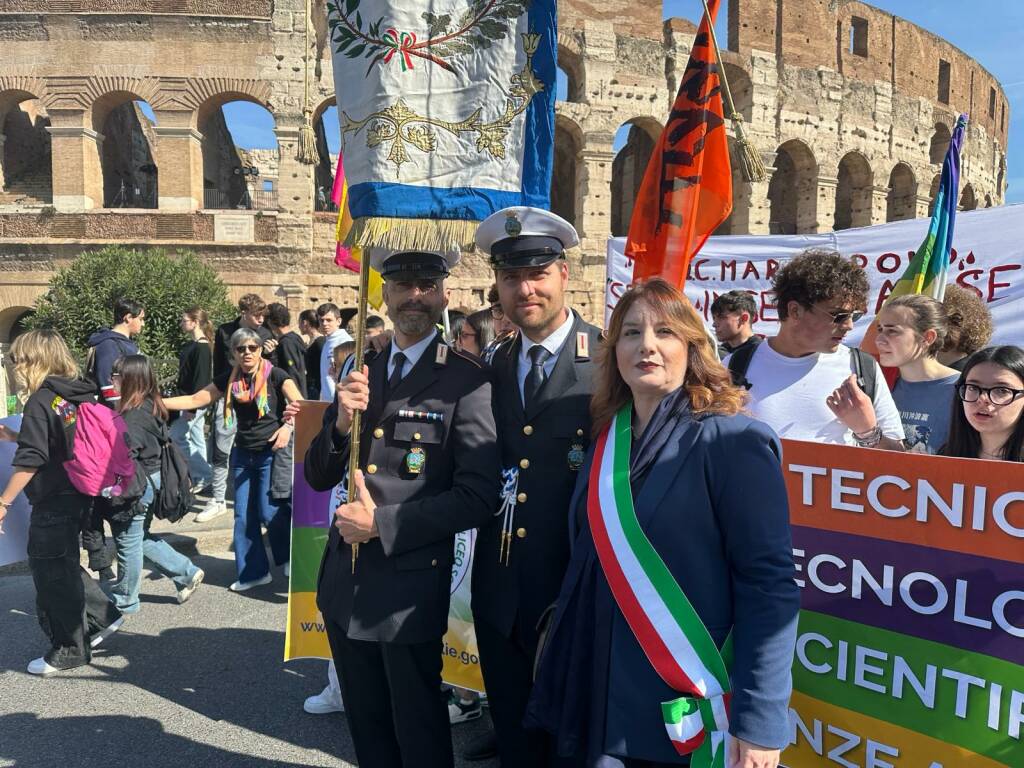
[0,202,1021,768]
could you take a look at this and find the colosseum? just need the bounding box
[0,0,1010,342]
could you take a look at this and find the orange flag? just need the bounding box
[627,0,732,288]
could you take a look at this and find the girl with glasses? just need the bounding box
[164,327,303,591]
[940,346,1024,462]
[874,294,960,454]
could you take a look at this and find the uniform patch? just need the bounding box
[576,331,589,359]
[435,344,449,365]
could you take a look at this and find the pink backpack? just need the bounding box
[63,402,137,498]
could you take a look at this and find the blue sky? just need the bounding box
[212,1,1020,203]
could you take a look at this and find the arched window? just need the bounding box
[768,140,818,234]
[834,152,872,231]
[886,163,917,222]
[0,90,51,207]
[610,119,659,237]
[197,96,279,211]
[551,114,583,229]
[93,94,159,209]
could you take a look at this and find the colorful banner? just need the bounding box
[605,204,1024,346]
[779,440,1024,767]
[285,404,486,692]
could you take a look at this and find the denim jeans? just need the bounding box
[211,400,237,504]
[140,474,201,592]
[107,511,145,614]
[230,445,291,583]
[29,494,120,666]
[170,407,212,488]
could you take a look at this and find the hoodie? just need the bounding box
[121,396,164,473]
[12,376,98,504]
[87,329,139,406]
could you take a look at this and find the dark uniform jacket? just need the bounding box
[304,333,500,644]
[471,311,602,646]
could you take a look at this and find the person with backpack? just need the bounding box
[86,297,145,407]
[164,327,302,592]
[104,355,204,612]
[170,306,214,495]
[726,249,904,449]
[0,330,123,676]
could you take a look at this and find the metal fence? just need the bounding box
[203,188,279,211]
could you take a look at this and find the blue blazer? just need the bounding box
[529,410,799,763]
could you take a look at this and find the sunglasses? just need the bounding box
[235,344,261,353]
[810,305,865,325]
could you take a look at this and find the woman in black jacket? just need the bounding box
[0,330,122,676]
[107,355,204,611]
[170,306,213,494]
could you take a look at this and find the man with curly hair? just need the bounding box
[726,248,904,449]
[937,284,994,371]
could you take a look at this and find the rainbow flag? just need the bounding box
[889,114,967,301]
[332,153,383,310]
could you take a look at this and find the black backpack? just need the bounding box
[727,343,878,399]
[150,424,194,523]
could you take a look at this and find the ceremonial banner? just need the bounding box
[327,0,557,251]
[285,405,487,692]
[605,204,1024,344]
[780,440,1023,767]
[0,415,29,568]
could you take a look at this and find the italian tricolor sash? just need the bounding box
[588,403,731,767]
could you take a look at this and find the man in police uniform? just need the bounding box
[470,207,603,766]
[303,250,500,768]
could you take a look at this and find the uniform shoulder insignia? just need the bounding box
[435,343,449,365]
[575,331,589,359]
[448,346,485,369]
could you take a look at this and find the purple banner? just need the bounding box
[292,462,334,529]
[792,524,1024,666]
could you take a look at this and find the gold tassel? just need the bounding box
[347,216,480,254]
[297,109,320,166]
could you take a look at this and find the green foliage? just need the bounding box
[28,247,235,385]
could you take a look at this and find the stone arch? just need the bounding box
[833,151,872,231]
[928,173,941,215]
[985,193,993,208]
[195,92,279,210]
[886,163,917,222]
[610,117,660,237]
[768,139,818,234]
[721,63,753,123]
[929,122,951,165]
[0,306,33,344]
[91,91,159,209]
[0,88,52,206]
[557,40,585,103]
[552,113,584,229]
[189,79,274,129]
[313,95,338,211]
[960,183,977,211]
[713,137,751,235]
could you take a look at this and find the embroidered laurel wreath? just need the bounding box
[327,0,545,174]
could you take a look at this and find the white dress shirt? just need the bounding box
[517,310,575,405]
[388,331,436,381]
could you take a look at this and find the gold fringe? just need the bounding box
[296,111,319,166]
[347,216,480,254]
[732,116,767,183]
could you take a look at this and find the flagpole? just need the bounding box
[699,0,766,183]
[346,248,371,572]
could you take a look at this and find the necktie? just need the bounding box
[524,345,551,409]
[388,351,407,395]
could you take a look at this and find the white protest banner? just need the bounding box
[605,204,1024,346]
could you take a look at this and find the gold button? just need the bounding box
[431,558,438,566]
[516,527,527,539]
[523,425,533,436]
[519,458,530,469]
[366,464,377,474]
[576,429,584,437]
[413,432,422,441]
[373,428,384,439]
[517,492,527,503]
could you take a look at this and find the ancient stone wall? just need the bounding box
[0,0,1012,341]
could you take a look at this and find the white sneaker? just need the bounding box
[90,616,125,649]
[176,569,205,604]
[27,657,62,676]
[195,500,228,523]
[304,685,344,714]
[229,573,273,592]
[191,481,209,496]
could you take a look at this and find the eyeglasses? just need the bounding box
[810,305,865,325]
[489,304,505,320]
[235,344,261,353]
[458,330,478,340]
[958,383,1024,406]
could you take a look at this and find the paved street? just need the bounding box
[0,521,496,768]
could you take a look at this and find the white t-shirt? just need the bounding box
[733,342,905,445]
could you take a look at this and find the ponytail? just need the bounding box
[185,306,215,345]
